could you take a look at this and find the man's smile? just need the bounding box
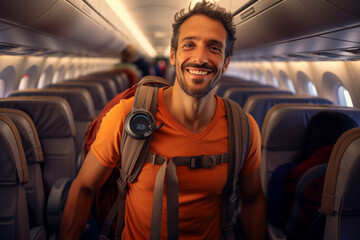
[187,69,210,76]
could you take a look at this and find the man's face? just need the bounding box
[170,14,230,98]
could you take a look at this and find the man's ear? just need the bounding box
[222,56,231,74]
[170,47,176,66]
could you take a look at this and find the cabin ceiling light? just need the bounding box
[106,0,157,58]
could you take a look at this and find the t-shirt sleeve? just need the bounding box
[90,98,133,168]
[239,113,262,176]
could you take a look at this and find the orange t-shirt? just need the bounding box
[91,87,261,239]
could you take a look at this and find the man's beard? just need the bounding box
[176,62,222,98]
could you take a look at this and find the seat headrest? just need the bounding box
[7,88,95,121]
[262,104,360,150]
[244,94,334,131]
[0,96,76,138]
[45,82,107,110]
[320,127,360,215]
[224,87,293,107]
[0,108,44,164]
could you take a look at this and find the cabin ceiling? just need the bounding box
[0,0,359,61]
[118,0,194,57]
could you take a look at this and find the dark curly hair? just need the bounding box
[170,0,236,60]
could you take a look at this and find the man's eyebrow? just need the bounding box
[180,36,197,42]
[181,37,225,48]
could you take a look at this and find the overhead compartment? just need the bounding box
[0,0,128,57]
[231,0,360,61]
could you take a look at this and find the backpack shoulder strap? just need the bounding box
[99,76,169,240]
[120,76,169,182]
[138,75,170,87]
[221,97,250,239]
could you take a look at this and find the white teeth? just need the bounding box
[188,69,208,75]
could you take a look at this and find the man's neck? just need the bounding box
[163,83,217,134]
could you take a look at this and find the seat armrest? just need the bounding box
[268,223,287,240]
[47,178,73,231]
[30,226,47,240]
[284,163,328,236]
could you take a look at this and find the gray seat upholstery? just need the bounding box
[45,81,107,115]
[0,96,77,196]
[79,71,130,93]
[0,115,46,240]
[0,109,45,229]
[224,87,293,107]
[215,80,271,97]
[6,88,95,163]
[67,78,117,102]
[0,114,29,239]
[86,71,131,92]
[320,127,360,240]
[261,104,360,194]
[244,95,334,131]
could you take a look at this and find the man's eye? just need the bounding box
[210,46,221,52]
[183,43,193,48]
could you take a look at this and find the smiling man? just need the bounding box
[170,15,228,99]
[60,1,266,240]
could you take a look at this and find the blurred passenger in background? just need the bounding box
[116,45,151,78]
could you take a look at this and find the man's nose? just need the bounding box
[192,46,208,65]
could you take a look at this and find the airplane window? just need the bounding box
[52,71,60,83]
[267,70,279,87]
[38,73,46,88]
[53,66,65,83]
[244,69,252,80]
[84,64,89,75]
[65,65,75,79]
[279,71,296,93]
[18,74,29,90]
[65,71,72,80]
[286,80,296,93]
[306,80,318,96]
[0,79,4,97]
[74,69,81,78]
[257,69,267,84]
[250,69,257,81]
[337,85,353,107]
[38,65,53,88]
[297,72,317,96]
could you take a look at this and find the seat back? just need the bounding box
[0,96,77,196]
[320,127,360,240]
[261,104,360,194]
[244,94,334,131]
[7,88,95,160]
[0,108,46,228]
[0,115,30,240]
[67,78,117,101]
[45,81,107,115]
[224,87,293,107]
[215,80,272,97]
[83,71,131,93]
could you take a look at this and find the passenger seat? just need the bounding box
[0,96,77,196]
[0,114,46,240]
[6,88,96,169]
[66,78,117,102]
[0,108,46,229]
[261,104,360,194]
[244,95,334,131]
[45,81,107,115]
[320,127,360,239]
[224,87,293,107]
